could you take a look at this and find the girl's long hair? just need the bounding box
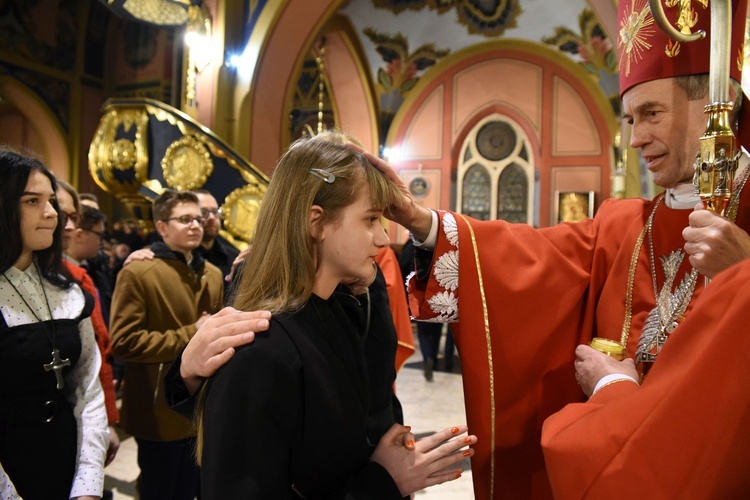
[196,131,404,463]
[231,131,403,314]
[0,147,72,288]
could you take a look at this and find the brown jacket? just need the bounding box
[110,243,223,441]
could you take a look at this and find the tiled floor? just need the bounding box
[105,347,474,499]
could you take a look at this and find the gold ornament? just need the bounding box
[161,134,213,190]
[221,184,266,242]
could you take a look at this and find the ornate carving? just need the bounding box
[372,0,521,37]
[665,0,708,34]
[88,107,150,195]
[221,184,267,242]
[90,98,270,244]
[161,135,213,190]
[108,139,137,171]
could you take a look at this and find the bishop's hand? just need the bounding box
[574,345,638,398]
[683,203,750,278]
[345,142,433,242]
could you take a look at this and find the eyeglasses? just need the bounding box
[200,208,222,218]
[164,215,206,226]
[82,228,105,241]
[59,212,81,226]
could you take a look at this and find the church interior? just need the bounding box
[2,0,749,498]
[0,0,669,247]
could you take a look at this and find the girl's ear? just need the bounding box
[308,205,325,240]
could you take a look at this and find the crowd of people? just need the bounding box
[0,133,473,500]
[2,0,750,498]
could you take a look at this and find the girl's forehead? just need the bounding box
[24,170,54,193]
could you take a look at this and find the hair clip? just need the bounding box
[309,168,336,184]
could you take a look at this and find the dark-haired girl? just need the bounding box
[0,148,107,499]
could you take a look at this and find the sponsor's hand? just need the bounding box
[122,248,154,267]
[181,307,271,395]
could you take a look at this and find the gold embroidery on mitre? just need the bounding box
[664,0,708,56]
[665,38,681,57]
[619,0,655,77]
[666,0,707,34]
[738,46,745,72]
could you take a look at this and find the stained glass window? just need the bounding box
[497,163,527,222]
[461,164,491,220]
[457,116,534,224]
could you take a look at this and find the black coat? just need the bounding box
[165,268,403,442]
[200,292,403,499]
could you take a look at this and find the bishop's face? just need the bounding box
[622,78,708,189]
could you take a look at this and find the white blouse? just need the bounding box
[0,263,108,499]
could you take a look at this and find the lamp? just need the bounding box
[185,4,212,74]
[184,4,212,108]
[97,0,190,26]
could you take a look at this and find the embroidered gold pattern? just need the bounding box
[618,0,655,77]
[665,0,707,35]
[739,46,744,72]
[665,38,682,57]
[621,166,750,365]
[619,194,664,345]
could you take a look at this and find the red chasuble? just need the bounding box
[542,258,750,498]
[407,185,750,499]
[376,246,415,372]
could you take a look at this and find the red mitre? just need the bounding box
[618,0,749,144]
[618,0,747,96]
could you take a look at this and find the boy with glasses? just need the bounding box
[110,189,223,499]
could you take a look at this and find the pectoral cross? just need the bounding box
[44,348,71,390]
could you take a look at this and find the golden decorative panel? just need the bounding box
[161,134,213,190]
[221,184,267,242]
[88,107,150,195]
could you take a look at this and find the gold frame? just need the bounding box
[161,134,214,190]
[554,191,595,223]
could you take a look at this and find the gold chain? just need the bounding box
[620,163,750,349]
[620,194,664,346]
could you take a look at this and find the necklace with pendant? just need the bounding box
[2,266,70,390]
[618,163,750,374]
[635,228,698,371]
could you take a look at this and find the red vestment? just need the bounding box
[64,261,119,424]
[407,186,750,499]
[376,246,415,372]
[541,257,750,498]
